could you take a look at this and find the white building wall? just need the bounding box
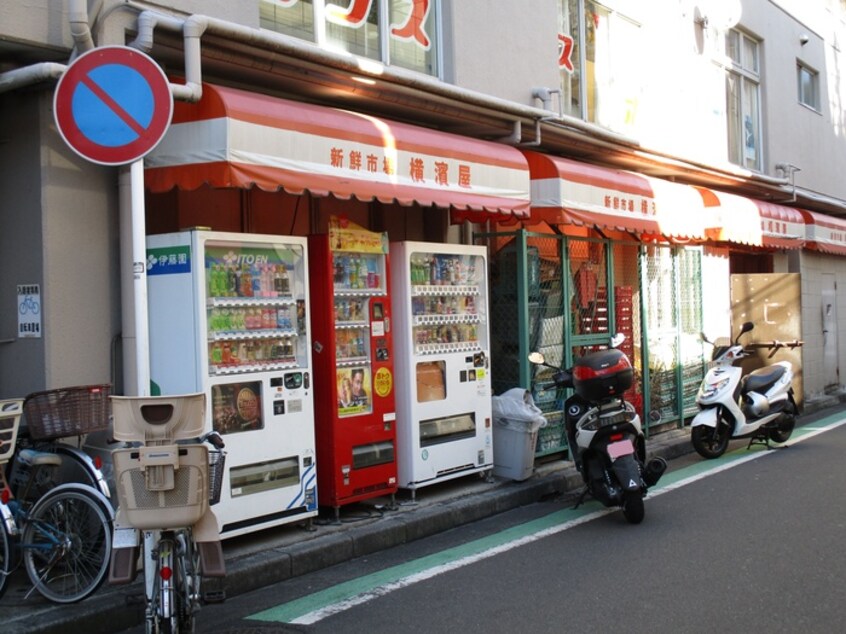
[701,245,733,341]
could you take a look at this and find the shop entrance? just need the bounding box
[730,273,804,407]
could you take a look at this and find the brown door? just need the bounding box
[730,273,803,409]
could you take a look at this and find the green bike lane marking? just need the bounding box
[250,413,846,625]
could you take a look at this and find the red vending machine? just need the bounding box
[309,217,397,519]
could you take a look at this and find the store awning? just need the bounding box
[697,188,806,249]
[522,151,716,241]
[144,83,530,218]
[800,210,846,254]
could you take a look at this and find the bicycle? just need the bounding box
[109,393,226,633]
[14,384,114,504]
[1,397,114,603]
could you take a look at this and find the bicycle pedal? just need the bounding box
[203,590,226,604]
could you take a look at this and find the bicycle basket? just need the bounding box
[208,450,226,506]
[23,384,111,440]
[0,399,24,464]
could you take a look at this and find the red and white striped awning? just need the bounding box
[801,210,846,254]
[522,151,717,241]
[697,188,806,249]
[144,83,530,218]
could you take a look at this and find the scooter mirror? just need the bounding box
[610,333,626,348]
[528,352,545,365]
[741,321,754,334]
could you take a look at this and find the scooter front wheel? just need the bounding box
[622,491,644,524]
[691,423,731,459]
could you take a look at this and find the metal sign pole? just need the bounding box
[119,159,151,396]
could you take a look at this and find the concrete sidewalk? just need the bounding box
[9,394,845,634]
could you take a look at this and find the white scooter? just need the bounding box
[691,321,799,459]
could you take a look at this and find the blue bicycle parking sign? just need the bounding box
[17,284,41,338]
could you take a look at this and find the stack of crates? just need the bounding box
[614,286,642,417]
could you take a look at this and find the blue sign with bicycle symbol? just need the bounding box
[17,284,42,338]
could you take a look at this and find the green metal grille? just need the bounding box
[641,245,706,424]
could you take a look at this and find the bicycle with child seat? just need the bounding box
[1,396,114,603]
[109,393,226,634]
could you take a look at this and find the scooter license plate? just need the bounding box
[607,438,635,460]
[113,527,139,549]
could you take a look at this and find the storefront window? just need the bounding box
[558,0,582,118]
[389,0,439,75]
[260,0,315,40]
[260,0,440,76]
[325,0,381,59]
[559,1,642,131]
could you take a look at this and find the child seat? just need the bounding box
[111,393,210,530]
[0,399,23,465]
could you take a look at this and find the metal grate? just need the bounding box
[642,245,705,423]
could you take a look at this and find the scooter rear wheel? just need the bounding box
[691,423,731,459]
[768,414,795,444]
[622,491,644,524]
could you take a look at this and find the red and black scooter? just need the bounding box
[529,337,666,524]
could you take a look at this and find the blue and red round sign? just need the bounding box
[54,46,173,166]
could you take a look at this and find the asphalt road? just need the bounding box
[153,415,846,634]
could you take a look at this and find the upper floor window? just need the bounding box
[259,0,440,77]
[724,29,761,170]
[797,62,820,111]
[558,1,642,133]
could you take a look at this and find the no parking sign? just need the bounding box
[54,46,173,165]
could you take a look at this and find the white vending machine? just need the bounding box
[390,241,493,496]
[146,230,317,538]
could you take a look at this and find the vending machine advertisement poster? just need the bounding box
[211,381,264,435]
[337,366,371,416]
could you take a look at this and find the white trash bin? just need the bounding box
[491,388,547,481]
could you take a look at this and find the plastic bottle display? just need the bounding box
[409,252,483,355]
[206,254,300,374]
[332,253,381,290]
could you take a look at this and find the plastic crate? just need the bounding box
[535,412,568,455]
[0,399,24,464]
[23,384,111,440]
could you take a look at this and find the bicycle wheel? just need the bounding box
[22,487,112,603]
[175,531,200,633]
[152,533,178,634]
[0,515,10,600]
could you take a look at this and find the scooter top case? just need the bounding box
[571,349,633,402]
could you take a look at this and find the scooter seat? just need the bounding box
[741,364,786,395]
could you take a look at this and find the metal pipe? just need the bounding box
[0,63,66,94]
[124,10,807,202]
[68,0,95,54]
[118,160,150,397]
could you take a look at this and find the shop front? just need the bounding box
[478,148,821,461]
[476,151,722,456]
[140,82,531,530]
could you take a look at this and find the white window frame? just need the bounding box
[723,29,762,172]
